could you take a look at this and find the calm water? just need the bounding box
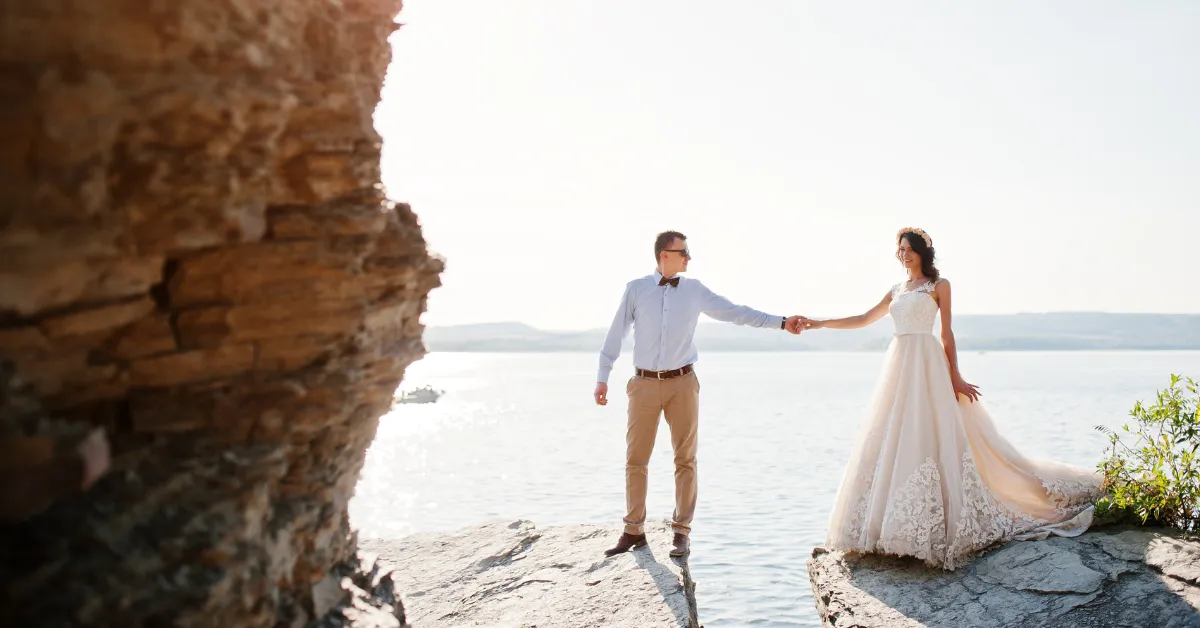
[349,351,1200,627]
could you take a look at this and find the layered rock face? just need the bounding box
[0,0,440,625]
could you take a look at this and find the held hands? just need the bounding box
[952,376,981,403]
[785,316,823,334]
[594,382,609,406]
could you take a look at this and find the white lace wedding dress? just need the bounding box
[825,279,1104,570]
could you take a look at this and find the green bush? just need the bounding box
[1095,374,1200,532]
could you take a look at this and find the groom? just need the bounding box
[594,231,805,558]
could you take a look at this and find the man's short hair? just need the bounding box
[654,231,687,262]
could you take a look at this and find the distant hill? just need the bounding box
[424,314,1200,352]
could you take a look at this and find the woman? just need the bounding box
[807,228,1102,570]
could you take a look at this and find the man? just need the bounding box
[594,231,805,558]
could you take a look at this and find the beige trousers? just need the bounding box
[623,370,699,536]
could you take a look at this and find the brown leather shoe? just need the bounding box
[669,532,690,557]
[603,532,648,557]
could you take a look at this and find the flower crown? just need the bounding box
[897,227,932,248]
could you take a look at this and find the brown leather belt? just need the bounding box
[635,364,694,380]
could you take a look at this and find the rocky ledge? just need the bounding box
[808,526,1200,627]
[361,520,699,628]
[310,550,410,628]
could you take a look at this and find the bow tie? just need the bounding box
[658,276,680,287]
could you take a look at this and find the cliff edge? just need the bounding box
[808,526,1200,627]
[362,520,699,628]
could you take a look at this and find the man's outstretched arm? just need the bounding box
[698,282,804,334]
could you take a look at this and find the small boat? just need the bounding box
[396,385,443,404]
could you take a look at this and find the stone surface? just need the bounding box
[361,520,700,628]
[310,550,409,628]
[0,0,442,625]
[808,526,1200,627]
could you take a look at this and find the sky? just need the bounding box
[374,0,1200,330]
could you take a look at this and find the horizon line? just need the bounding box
[428,312,1200,331]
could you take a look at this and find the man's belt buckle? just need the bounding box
[656,370,666,380]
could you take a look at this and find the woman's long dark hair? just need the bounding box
[898,231,940,282]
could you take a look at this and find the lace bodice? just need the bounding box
[890,279,940,335]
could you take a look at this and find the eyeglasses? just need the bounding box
[663,249,691,257]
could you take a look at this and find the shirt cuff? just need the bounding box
[597,366,613,384]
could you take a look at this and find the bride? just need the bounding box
[805,228,1103,570]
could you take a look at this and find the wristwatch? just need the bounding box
[780,317,786,330]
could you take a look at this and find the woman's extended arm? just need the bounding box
[808,290,892,330]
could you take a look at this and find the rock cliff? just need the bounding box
[0,0,441,625]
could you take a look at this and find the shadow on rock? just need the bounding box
[630,545,700,628]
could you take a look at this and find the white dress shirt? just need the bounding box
[597,271,785,384]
